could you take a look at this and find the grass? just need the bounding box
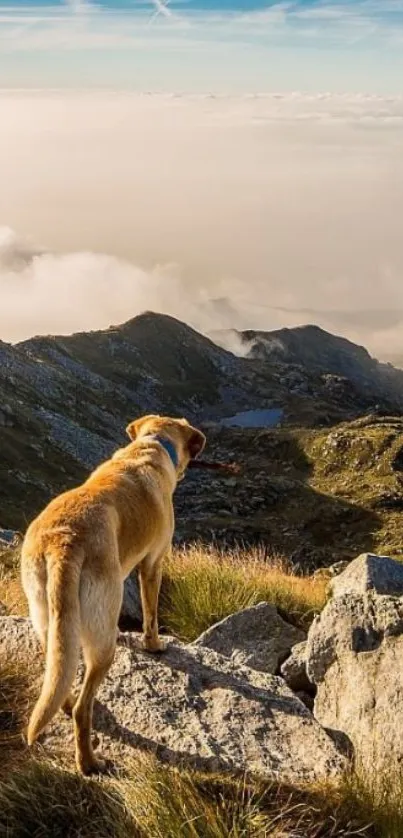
[0,663,398,838]
[0,544,28,617]
[0,542,328,637]
[0,541,401,837]
[0,697,379,838]
[161,545,328,641]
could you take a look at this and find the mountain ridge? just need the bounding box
[1,311,403,563]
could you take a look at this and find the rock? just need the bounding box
[306,585,403,773]
[280,641,313,694]
[0,616,347,783]
[0,601,7,616]
[295,691,315,712]
[314,560,349,579]
[193,602,305,674]
[120,572,142,625]
[0,529,21,548]
[330,553,403,599]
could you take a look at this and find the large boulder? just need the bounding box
[306,553,403,773]
[192,602,305,674]
[330,552,403,598]
[0,616,347,784]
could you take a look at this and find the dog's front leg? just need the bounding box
[138,557,165,652]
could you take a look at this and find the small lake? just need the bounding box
[221,408,284,429]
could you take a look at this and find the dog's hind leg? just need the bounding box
[138,555,165,653]
[73,567,123,775]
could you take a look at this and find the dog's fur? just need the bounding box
[21,415,206,774]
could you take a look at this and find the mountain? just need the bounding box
[1,312,403,567]
[212,323,403,408]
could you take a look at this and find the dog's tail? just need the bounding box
[27,549,83,745]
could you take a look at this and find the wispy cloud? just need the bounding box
[1,0,403,93]
[0,1,400,45]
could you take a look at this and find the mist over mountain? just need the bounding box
[1,93,403,363]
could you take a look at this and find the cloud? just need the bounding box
[1,91,403,364]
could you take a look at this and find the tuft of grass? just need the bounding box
[120,762,378,838]
[339,771,403,838]
[161,545,328,642]
[0,544,28,616]
[0,754,379,838]
[0,661,34,776]
[0,759,137,838]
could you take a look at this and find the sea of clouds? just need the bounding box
[1,91,403,362]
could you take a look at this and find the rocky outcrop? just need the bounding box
[193,602,305,674]
[0,616,347,783]
[330,552,403,598]
[306,553,403,773]
[280,641,313,694]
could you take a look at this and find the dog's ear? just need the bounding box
[126,420,138,441]
[126,415,158,441]
[186,426,206,459]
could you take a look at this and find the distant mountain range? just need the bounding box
[1,311,403,534]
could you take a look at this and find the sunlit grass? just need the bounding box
[161,544,328,641]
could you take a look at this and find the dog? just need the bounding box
[21,414,206,774]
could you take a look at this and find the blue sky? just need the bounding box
[1,1,403,92]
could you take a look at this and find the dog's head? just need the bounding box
[126,415,206,479]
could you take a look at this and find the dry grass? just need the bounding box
[0,542,327,638]
[0,559,399,838]
[0,544,27,617]
[0,662,34,778]
[161,545,328,641]
[0,748,378,838]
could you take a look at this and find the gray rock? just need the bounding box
[306,589,403,772]
[0,617,347,783]
[193,602,305,674]
[330,553,403,599]
[314,560,349,579]
[0,529,21,547]
[280,641,313,693]
[120,572,142,624]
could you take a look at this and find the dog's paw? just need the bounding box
[77,753,110,776]
[141,635,166,653]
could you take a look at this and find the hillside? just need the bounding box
[1,312,403,569]
[213,323,403,410]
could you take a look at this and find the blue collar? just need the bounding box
[151,435,179,469]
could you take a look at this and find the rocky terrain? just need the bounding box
[2,553,403,794]
[2,312,403,570]
[0,606,346,785]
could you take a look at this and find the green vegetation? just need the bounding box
[308,415,403,560]
[161,546,327,641]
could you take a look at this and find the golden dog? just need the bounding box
[21,414,206,774]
